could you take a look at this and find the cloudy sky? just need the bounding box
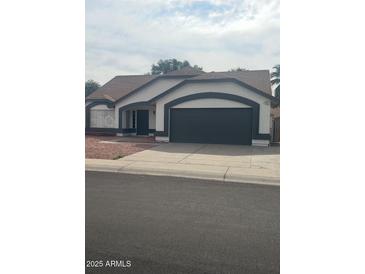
[86,0,280,84]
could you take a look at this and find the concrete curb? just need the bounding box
[224,177,280,186]
[85,159,280,187]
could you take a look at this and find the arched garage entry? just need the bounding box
[161,92,267,145]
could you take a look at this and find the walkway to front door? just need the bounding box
[137,110,149,135]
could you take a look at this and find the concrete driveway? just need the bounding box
[86,142,279,185]
[89,142,280,185]
[123,143,279,167]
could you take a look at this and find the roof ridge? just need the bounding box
[111,69,269,78]
[114,74,157,77]
[207,69,269,73]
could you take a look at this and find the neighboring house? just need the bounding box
[85,67,278,146]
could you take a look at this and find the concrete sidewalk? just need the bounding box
[85,143,280,186]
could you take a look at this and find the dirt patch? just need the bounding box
[113,136,156,143]
[86,135,160,160]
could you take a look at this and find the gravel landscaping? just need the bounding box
[86,135,160,160]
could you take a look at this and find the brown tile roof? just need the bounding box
[86,75,157,101]
[86,69,273,102]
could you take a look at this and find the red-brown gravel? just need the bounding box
[85,135,159,160]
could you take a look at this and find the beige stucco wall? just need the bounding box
[88,104,115,128]
[149,109,156,129]
[89,104,115,128]
[155,82,271,134]
[172,98,251,109]
[114,78,183,127]
[90,104,112,110]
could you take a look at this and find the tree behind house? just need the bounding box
[229,67,248,72]
[270,65,280,100]
[85,80,100,97]
[151,58,202,75]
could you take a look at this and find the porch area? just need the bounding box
[118,105,156,136]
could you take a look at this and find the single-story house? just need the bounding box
[85,67,278,146]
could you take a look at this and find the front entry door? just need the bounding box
[137,110,149,135]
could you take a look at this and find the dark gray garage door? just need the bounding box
[170,108,252,145]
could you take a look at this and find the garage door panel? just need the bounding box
[170,108,252,145]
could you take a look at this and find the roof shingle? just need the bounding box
[86,69,273,102]
[86,75,157,101]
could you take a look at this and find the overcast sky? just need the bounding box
[86,0,280,84]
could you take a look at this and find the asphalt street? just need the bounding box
[86,171,280,274]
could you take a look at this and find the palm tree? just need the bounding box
[271,65,280,100]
